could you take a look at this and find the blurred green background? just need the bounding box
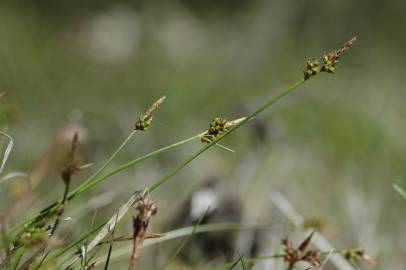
[0,0,405,269]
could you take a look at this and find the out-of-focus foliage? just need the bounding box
[0,0,405,269]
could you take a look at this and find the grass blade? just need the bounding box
[94,222,271,265]
[0,130,13,177]
[148,79,305,193]
[393,183,406,201]
[103,213,119,270]
[164,208,209,268]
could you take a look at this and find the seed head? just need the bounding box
[201,117,229,143]
[20,227,48,247]
[134,96,166,131]
[304,58,321,79]
[129,195,158,269]
[61,132,81,185]
[282,231,321,269]
[304,36,357,79]
[344,248,376,265]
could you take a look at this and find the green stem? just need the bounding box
[69,134,200,200]
[42,78,306,267]
[149,78,305,192]
[70,130,138,197]
[5,133,200,239]
[209,250,340,270]
[5,131,137,239]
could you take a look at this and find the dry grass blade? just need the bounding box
[103,213,119,270]
[65,191,141,268]
[0,131,13,177]
[318,249,334,270]
[88,191,141,252]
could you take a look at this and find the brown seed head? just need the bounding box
[61,132,81,185]
[281,231,320,268]
[304,36,357,79]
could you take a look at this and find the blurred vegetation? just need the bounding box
[0,0,405,269]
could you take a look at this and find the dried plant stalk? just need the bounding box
[129,195,158,270]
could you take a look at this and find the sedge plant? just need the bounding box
[0,37,359,270]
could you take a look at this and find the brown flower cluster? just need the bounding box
[344,248,377,266]
[304,37,357,79]
[282,231,321,269]
[61,132,81,185]
[129,194,158,270]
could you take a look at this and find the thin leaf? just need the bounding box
[228,252,246,270]
[0,131,13,177]
[103,213,119,270]
[88,191,140,252]
[211,254,285,270]
[58,191,141,268]
[164,207,209,267]
[14,77,305,237]
[238,252,246,270]
[93,222,271,265]
[393,183,406,201]
[318,249,334,270]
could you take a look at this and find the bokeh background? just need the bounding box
[1,0,405,269]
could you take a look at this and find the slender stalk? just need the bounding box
[44,78,306,267]
[164,208,209,268]
[5,79,305,266]
[50,183,70,235]
[5,130,138,236]
[211,247,377,270]
[6,134,200,238]
[393,183,406,201]
[70,130,137,197]
[34,182,72,270]
[209,251,340,270]
[149,78,305,192]
[52,222,268,268]
[69,134,200,200]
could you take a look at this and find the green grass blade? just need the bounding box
[8,78,305,238]
[5,130,137,236]
[210,254,285,270]
[95,222,271,265]
[103,213,119,270]
[6,134,199,237]
[71,134,200,199]
[0,130,14,177]
[38,78,306,268]
[164,208,209,268]
[149,78,305,192]
[393,183,406,201]
[69,130,137,198]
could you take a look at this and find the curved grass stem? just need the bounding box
[43,78,306,267]
[149,78,305,192]
[5,130,137,237]
[7,78,305,257]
